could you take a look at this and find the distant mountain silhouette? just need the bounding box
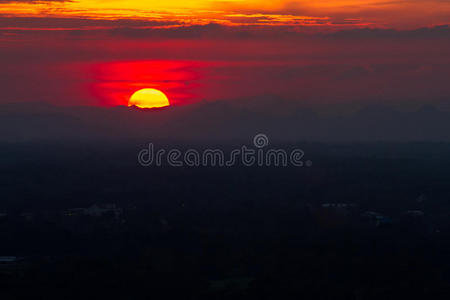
[1,101,450,142]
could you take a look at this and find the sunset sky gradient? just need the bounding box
[2,0,450,29]
[1,1,450,108]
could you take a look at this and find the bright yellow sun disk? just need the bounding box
[128,88,170,109]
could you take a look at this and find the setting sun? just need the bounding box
[128,88,170,109]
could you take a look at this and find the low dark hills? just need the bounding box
[1,101,450,142]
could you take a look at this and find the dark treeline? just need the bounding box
[1,142,450,299]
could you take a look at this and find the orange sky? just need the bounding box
[1,1,450,107]
[1,0,449,29]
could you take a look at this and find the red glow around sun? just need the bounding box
[89,60,204,106]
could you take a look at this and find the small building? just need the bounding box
[313,203,359,227]
[403,210,425,217]
[401,210,425,224]
[361,211,393,227]
[415,194,428,203]
[0,256,17,265]
[0,256,27,273]
[63,204,123,219]
[84,204,123,219]
[62,208,85,217]
[20,212,35,221]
